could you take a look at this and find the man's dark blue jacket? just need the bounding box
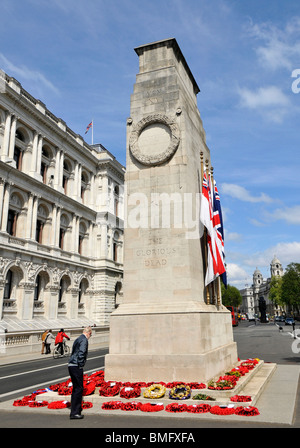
[68,334,88,368]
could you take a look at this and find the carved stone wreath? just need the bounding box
[129,114,180,166]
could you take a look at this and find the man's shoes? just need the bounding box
[70,414,84,419]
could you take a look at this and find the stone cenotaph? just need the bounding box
[105,39,238,382]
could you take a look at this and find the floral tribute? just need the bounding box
[169,384,191,400]
[82,401,93,409]
[210,405,236,416]
[120,386,141,399]
[230,395,252,402]
[28,400,49,408]
[186,404,211,413]
[143,384,166,399]
[139,402,164,412]
[192,393,215,401]
[99,381,121,397]
[47,400,70,409]
[10,362,262,418]
[101,401,123,410]
[207,377,236,390]
[235,406,260,416]
[165,403,187,413]
[120,401,140,411]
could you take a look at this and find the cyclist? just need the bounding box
[55,329,70,356]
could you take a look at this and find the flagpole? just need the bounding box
[92,119,94,145]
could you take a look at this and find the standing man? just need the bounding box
[68,326,92,419]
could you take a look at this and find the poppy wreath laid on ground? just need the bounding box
[225,370,242,379]
[230,395,252,402]
[186,404,211,413]
[192,393,216,401]
[122,381,148,388]
[143,384,166,399]
[13,397,34,406]
[88,370,105,386]
[83,381,96,396]
[58,385,73,395]
[240,359,259,370]
[207,379,235,390]
[28,400,49,407]
[101,401,123,410]
[209,405,236,415]
[188,382,206,389]
[169,384,191,400]
[82,401,93,409]
[165,403,188,413]
[120,401,140,411]
[99,382,121,397]
[47,400,71,409]
[235,406,260,416]
[139,402,164,412]
[120,386,141,399]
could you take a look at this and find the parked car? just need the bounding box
[285,317,295,325]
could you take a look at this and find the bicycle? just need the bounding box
[53,340,70,359]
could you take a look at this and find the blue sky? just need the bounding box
[1,0,300,288]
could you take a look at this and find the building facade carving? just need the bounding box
[239,256,284,318]
[0,70,124,332]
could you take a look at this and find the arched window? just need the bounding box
[81,171,89,204]
[62,159,72,195]
[14,128,27,171]
[3,269,13,300]
[34,274,41,301]
[7,192,24,237]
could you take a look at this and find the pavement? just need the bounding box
[0,351,299,428]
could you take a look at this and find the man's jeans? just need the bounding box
[68,365,83,416]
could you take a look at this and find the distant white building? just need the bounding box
[239,256,284,317]
[0,70,125,332]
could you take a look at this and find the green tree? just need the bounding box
[269,275,283,307]
[281,263,300,314]
[221,283,242,308]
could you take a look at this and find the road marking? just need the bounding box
[0,366,105,400]
[0,355,104,380]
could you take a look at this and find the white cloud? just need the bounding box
[267,205,300,225]
[247,18,300,71]
[238,85,290,109]
[0,53,59,96]
[221,183,274,203]
[226,263,251,287]
[237,85,290,123]
[225,232,242,242]
[247,242,300,268]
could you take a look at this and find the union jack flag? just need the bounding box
[85,121,93,134]
[200,169,226,286]
[213,180,227,287]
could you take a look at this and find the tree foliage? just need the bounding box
[269,275,283,307]
[221,283,242,308]
[281,263,300,313]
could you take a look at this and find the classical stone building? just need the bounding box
[239,256,284,318]
[0,70,124,332]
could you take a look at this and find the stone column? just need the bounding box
[1,182,11,232]
[8,115,17,159]
[26,193,34,239]
[2,111,11,159]
[30,131,38,172]
[105,39,237,382]
[30,195,39,239]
